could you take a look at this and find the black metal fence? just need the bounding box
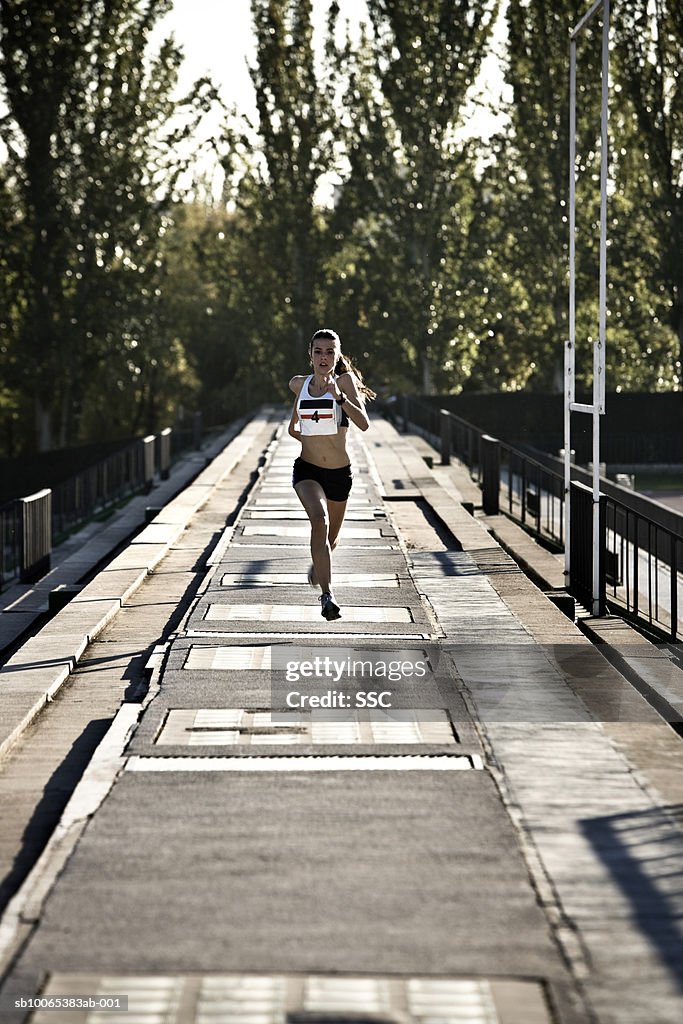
[0,499,21,590]
[570,482,606,615]
[0,414,211,593]
[419,391,683,465]
[605,498,682,639]
[499,443,567,549]
[394,396,483,481]
[393,394,683,641]
[52,438,149,538]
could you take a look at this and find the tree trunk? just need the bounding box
[58,384,70,448]
[34,396,53,452]
[552,287,566,394]
[421,350,433,394]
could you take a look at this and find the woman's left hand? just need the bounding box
[323,374,342,401]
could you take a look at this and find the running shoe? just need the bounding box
[320,592,341,621]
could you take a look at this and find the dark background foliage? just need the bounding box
[0,0,680,456]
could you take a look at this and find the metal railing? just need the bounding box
[571,481,606,615]
[499,443,566,549]
[20,489,52,583]
[395,395,483,482]
[171,411,203,456]
[0,499,21,590]
[393,394,683,641]
[0,491,52,588]
[1,415,209,593]
[52,438,149,538]
[605,498,681,640]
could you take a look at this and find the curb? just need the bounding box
[579,617,683,724]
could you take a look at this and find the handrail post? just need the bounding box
[570,480,606,614]
[440,409,451,466]
[19,488,52,583]
[192,411,203,450]
[142,435,155,493]
[672,536,679,642]
[159,427,172,480]
[481,435,500,515]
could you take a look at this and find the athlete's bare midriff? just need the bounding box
[299,429,350,469]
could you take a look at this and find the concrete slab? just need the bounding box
[14,772,565,983]
[581,616,683,722]
[67,568,148,604]
[130,523,185,546]
[1,634,88,670]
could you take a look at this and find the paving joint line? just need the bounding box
[449,669,599,1024]
[360,434,447,640]
[171,425,292,637]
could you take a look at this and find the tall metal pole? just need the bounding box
[592,0,610,614]
[567,0,610,616]
[565,37,577,588]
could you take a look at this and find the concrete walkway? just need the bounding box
[0,412,682,1024]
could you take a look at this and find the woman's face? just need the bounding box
[310,337,340,377]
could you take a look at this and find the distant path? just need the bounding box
[639,490,683,514]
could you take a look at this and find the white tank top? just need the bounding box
[296,375,348,436]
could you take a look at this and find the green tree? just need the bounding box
[489,0,607,391]
[475,0,680,394]
[155,200,264,424]
[0,0,208,451]
[327,0,499,393]
[613,0,682,385]
[233,0,335,393]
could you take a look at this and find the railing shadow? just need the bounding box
[580,804,683,991]
[0,718,112,917]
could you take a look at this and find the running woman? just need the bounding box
[288,329,375,620]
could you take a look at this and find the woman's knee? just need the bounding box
[309,507,329,539]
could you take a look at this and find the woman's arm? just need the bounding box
[287,376,305,438]
[288,394,301,439]
[336,372,370,432]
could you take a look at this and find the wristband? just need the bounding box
[336,394,347,405]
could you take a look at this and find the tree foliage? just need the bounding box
[237,0,336,393]
[0,0,208,451]
[326,0,499,392]
[613,0,682,379]
[0,0,680,458]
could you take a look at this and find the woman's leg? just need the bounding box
[327,499,348,552]
[294,480,333,594]
[304,498,348,586]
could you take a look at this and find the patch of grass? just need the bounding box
[635,473,683,491]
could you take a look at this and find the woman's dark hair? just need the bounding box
[310,329,376,400]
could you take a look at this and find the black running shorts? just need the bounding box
[292,457,353,502]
